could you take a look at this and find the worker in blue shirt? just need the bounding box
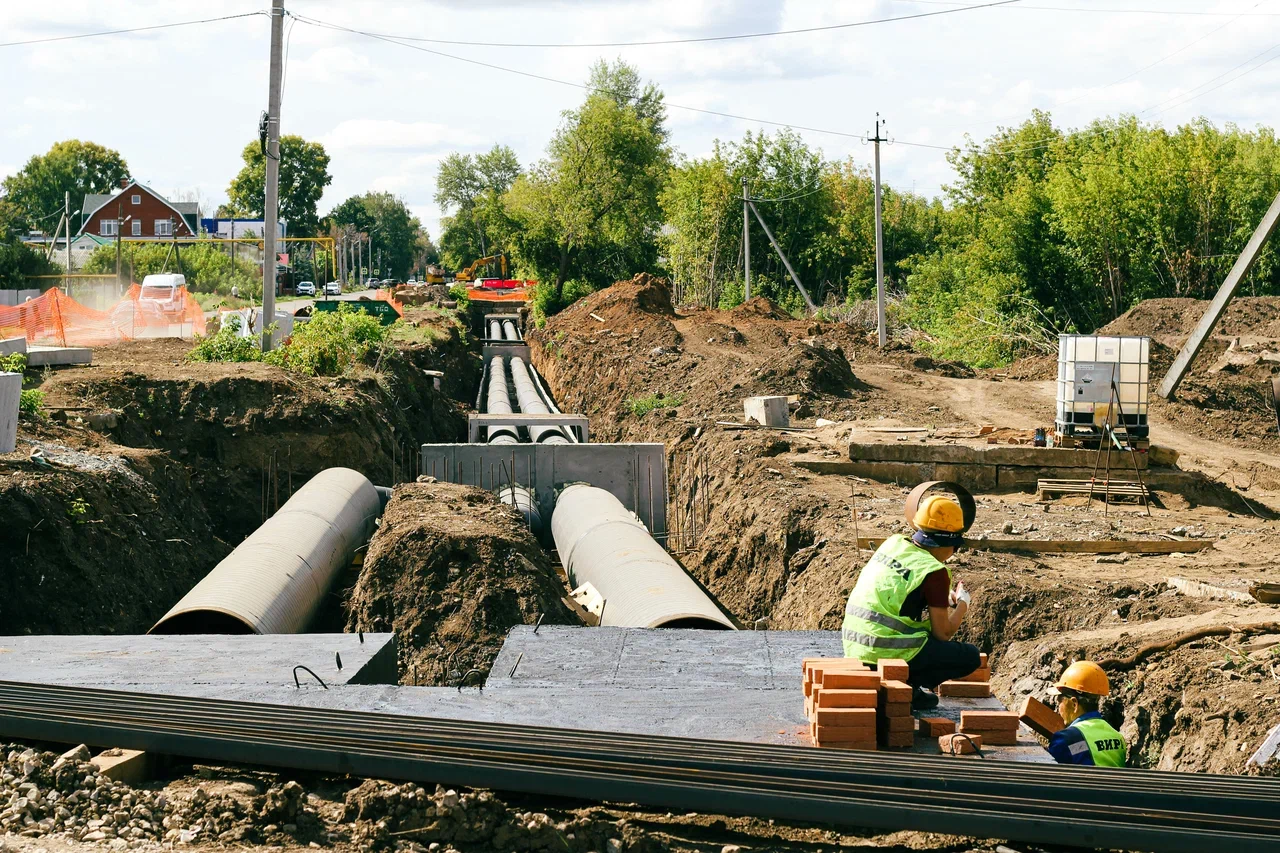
[1046,660,1127,767]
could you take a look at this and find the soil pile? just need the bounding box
[0,436,230,635]
[345,481,576,685]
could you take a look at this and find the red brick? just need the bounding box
[971,729,1017,746]
[979,652,990,669]
[955,667,991,683]
[817,740,878,751]
[814,724,877,742]
[878,714,916,733]
[938,680,991,698]
[1019,696,1065,739]
[918,717,956,737]
[880,730,915,748]
[822,671,882,690]
[939,733,982,755]
[809,659,870,683]
[813,707,876,727]
[959,711,1020,731]
[878,680,912,704]
[880,701,911,718]
[877,658,910,681]
[817,689,878,709]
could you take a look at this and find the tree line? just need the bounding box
[437,62,1280,366]
[0,136,436,289]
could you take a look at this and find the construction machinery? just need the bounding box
[454,253,508,283]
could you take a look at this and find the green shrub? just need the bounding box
[262,304,387,376]
[625,391,685,416]
[19,389,45,418]
[0,352,25,374]
[186,315,263,364]
[448,282,470,309]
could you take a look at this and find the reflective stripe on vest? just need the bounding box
[841,534,949,663]
[1069,716,1127,767]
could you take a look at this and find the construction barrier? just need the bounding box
[0,285,205,347]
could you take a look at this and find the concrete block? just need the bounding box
[0,336,26,357]
[845,461,930,485]
[0,372,19,454]
[91,748,153,784]
[932,463,998,493]
[849,442,978,464]
[744,396,789,427]
[26,345,92,367]
[1149,445,1180,467]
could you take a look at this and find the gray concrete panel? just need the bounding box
[419,443,668,535]
[0,633,397,688]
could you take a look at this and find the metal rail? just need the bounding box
[0,682,1276,853]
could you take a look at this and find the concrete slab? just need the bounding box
[0,633,397,688]
[26,345,92,367]
[0,337,26,357]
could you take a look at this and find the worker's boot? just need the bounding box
[911,686,940,711]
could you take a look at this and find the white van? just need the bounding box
[138,274,188,313]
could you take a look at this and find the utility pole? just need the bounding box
[65,191,72,291]
[742,177,750,302]
[115,200,123,293]
[357,236,363,289]
[261,0,284,351]
[872,115,887,348]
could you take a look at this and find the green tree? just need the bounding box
[1,140,129,232]
[225,135,332,236]
[82,241,260,297]
[0,237,60,288]
[328,192,423,279]
[435,145,521,269]
[504,59,670,312]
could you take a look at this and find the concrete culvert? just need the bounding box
[150,467,381,635]
[551,484,734,629]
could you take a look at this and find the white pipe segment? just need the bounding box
[150,468,381,634]
[486,356,519,445]
[502,319,520,341]
[551,484,734,629]
[510,356,569,444]
[488,319,502,340]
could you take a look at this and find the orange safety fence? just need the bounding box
[0,285,206,348]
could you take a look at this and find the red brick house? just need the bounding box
[77,180,199,240]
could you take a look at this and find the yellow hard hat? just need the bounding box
[1054,661,1110,697]
[911,495,965,534]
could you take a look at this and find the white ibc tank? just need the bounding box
[1056,335,1150,438]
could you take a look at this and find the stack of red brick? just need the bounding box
[937,652,991,698]
[802,657,916,750]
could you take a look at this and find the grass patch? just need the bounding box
[625,391,685,416]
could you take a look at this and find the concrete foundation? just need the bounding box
[1,337,25,357]
[0,633,397,688]
[26,345,92,367]
[744,396,789,427]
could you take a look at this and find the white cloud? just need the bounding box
[322,120,481,152]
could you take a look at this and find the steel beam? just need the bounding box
[1158,190,1280,399]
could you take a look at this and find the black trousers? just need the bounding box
[906,637,982,690]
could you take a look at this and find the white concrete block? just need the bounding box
[0,372,20,454]
[26,345,92,367]
[743,395,789,427]
[0,336,27,357]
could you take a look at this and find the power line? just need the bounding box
[1142,40,1280,115]
[0,10,264,49]
[303,1,1022,49]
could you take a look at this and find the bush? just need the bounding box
[1,352,47,419]
[625,391,685,416]
[262,304,387,376]
[186,315,263,364]
[448,282,470,309]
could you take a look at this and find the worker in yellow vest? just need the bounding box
[1047,661,1127,767]
[842,494,982,710]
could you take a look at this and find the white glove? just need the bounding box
[954,582,972,606]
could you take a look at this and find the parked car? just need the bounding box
[296,281,316,296]
[325,282,341,296]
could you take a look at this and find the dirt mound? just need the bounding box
[0,438,230,635]
[1101,296,1280,349]
[345,481,576,685]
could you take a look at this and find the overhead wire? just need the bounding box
[309,0,1023,49]
[0,10,264,49]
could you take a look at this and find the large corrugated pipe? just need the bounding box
[151,468,381,635]
[486,356,519,445]
[511,356,569,444]
[551,484,734,630]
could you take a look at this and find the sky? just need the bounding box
[2,0,1279,241]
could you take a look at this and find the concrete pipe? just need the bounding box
[488,319,503,340]
[510,356,569,444]
[486,356,519,445]
[551,484,734,630]
[151,468,381,635]
[497,484,543,531]
[502,319,520,341]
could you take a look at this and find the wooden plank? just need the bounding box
[856,537,1210,554]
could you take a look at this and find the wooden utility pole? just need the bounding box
[64,191,72,291]
[115,200,123,292]
[261,0,284,351]
[742,177,751,301]
[872,115,887,348]
[1158,190,1280,399]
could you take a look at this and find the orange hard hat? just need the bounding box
[1054,660,1110,697]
